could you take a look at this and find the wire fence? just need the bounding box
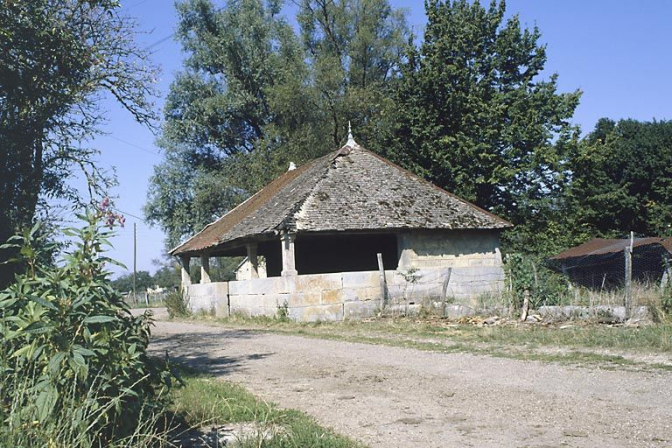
[122,291,170,308]
[513,244,672,315]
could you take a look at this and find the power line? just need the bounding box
[145,34,174,51]
[112,207,145,222]
[108,135,162,156]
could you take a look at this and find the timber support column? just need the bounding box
[179,256,192,290]
[246,243,259,279]
[200,255,211,284]
[281,232,298,277]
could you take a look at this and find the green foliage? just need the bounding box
[0,0,157,287]
[277,299,290,322]
[661,285,672,316]
[111,270,155,293]
[171,371,364,448]
[0,210,170,445]
[505,254,570,309]
[165,291,191,319]
[145,0,409,248]
[380,0,580,253]
[568,119,672,238]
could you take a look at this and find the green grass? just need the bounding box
[187,314,672,370]
[169,366,364,447]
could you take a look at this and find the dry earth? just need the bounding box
[149,318,672,448]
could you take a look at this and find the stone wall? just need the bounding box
[192,265,504,322]
[398,230,502,269]
[185,282,229,317]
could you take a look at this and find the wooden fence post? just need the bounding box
[377,253,387,309]
[624,232,633,320]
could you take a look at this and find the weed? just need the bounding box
[169,367,363,448]
[166,290,191,318]
[277,299,290,322]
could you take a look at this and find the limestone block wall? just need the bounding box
[221,265,505,322]
[186,283,229,317]
[399,230,502,269]
[386,266,505,312]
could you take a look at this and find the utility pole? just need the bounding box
[133,222,137,302]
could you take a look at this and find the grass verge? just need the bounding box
[185,314,672,371]
[168,365,364,447]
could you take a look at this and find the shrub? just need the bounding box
[505,253,571,309]
[0,210,171,446]
[165,290,191,318]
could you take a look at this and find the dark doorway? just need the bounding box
[295,233,398,275]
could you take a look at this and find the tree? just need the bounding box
[146,0,409,248]
[110,270,154,293]
[568,119,672,238]
[0,0,156,286]
[380,0,580,243]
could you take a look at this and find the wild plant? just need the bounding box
[0,208,172,446]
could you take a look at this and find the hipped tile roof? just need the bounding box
[171,142,511,256]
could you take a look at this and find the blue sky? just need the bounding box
[83,0,672,278]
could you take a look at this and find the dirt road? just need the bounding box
[150,320,671,447]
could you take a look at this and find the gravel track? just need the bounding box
[150,320,672,448]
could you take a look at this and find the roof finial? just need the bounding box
[346,121,356,147]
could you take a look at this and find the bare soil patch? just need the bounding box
[150,320,672,447]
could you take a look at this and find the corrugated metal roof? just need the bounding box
[171,142,512,256]
[551,237,672,260]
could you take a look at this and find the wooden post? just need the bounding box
[624,232,633,320]
[440,267,452,302]
[377,253,387,309]
[661,258,672,293]
[200,255,211,284]
[520,290,530,322]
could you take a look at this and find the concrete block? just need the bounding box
[320,289,345,305]
[247,277,289,295]
[344,301,379,320]
[187,282,229,314]
[341,286,382,302]
[286,292,321,307]
[295,273,342,292]
[228,280,249,295]
[406,282,443,300]
[443,305,476,319]
[247,306,277,318]
[386,284,406,300]
[289,304,343,322]
[341,271,379,288]
[215,295,229,318]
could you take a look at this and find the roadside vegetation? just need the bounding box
[170,367,364,448]
[186,313,672,371]
[0,211,361,447]
[0,210,171,447]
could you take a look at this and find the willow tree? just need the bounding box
[145,0,409,248]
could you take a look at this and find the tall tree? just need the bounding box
[297,0,408,146]
[146,0,409,248]
[568,119,672,238]
[381,0,580,237]
[0,0,156,285]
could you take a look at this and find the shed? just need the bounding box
[549,237,672,289]
[171,132,512,320]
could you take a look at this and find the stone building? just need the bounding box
[171,132,511,321]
